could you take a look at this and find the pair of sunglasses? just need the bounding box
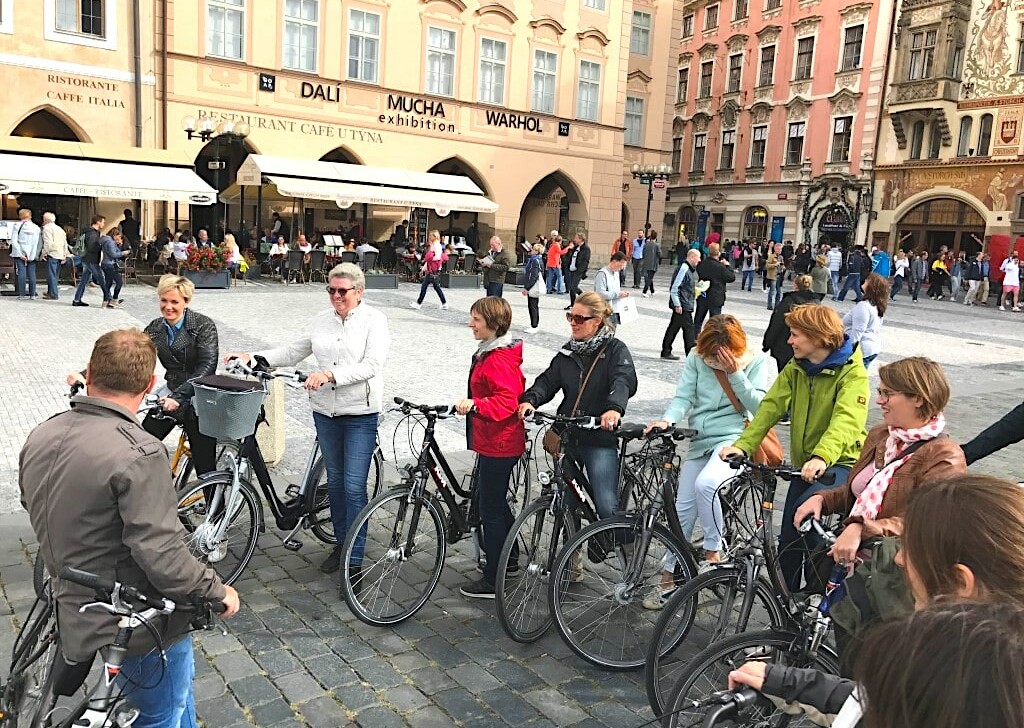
[325,285,356,297]
[565,312,597,325]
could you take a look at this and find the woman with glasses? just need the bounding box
[224,263,391,595]
[517,292,638,520]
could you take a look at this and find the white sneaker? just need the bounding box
[1000,305,1007,311]
[525,326,539,333]
[1014,307,1021,312]
[409,302,421,309]
[441,303,449,310]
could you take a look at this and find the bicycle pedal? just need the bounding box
[283,539,303,551]
[285,484,301,498]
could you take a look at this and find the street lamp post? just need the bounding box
[631,163,673,229]
[181,116,250,234]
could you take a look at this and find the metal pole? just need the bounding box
[644,182,653,229]
[240,184,245,235]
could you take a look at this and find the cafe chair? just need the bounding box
[122,256,139,284]
[308,249,328,282]
[361,251,378,272]
[340,250,358,265]
[286,249,306,284]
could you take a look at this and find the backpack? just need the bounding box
[859,253,872,277]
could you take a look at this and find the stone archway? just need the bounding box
[896,197,986,256]
[426,156,493,247]
[10,106,89,142]
[517,170,588,246]
[320,146,364,165]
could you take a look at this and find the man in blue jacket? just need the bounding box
[870,247,890,278]
[661,248,702,360]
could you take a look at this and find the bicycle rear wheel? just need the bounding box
[2,593,58,728]
[495,497,575,643]
[645,566,786,717]
[549,518,697,670]
[31,555,47,601]
[340,486,447,626]
[176,475,263,586]
[664,629,840,728]
[309,448,385,544]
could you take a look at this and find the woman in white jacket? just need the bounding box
[225,263,390,591]
[843,273,888,368]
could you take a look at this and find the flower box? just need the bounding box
[441,273,480,289]
[183,270,230,289]
[364,273,399,289]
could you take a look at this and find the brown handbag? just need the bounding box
[541,345,608,456]
[712,369,784,466]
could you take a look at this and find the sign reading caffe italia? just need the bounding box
[300,81,547,135]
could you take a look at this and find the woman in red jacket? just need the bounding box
[455,296,527,599]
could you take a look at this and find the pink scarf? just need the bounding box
[849,413,946,520]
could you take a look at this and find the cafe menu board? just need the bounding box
[410,208,429,246]
[0,221,15,241]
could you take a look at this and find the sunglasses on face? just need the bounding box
[326,285,356,297]
[565,312,597,325]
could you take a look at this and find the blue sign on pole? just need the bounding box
[770,216,785,243]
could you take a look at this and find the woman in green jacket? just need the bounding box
[721,303,869,592]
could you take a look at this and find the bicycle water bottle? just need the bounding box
[819,563,849,614]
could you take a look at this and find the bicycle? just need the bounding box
[662,518,844,728]
[175,357,384,585]
[645,455,838,716]
[0,567,225,728]
[546,423,701,670]
[0,578,57,728]
[339,397,530,626]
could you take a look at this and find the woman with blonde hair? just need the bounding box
[410,229,448,310]
[810,255,832,301]
[645,315,769,608]
[521,242,545,332]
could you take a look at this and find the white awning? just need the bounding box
[234,154,497,214]
[0,140,217,205]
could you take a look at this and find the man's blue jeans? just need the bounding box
[117,634,198,728]
[44,257,62,298]
[14,258,37,297]
[766,278,778,309]
[778,465,850,593]
[485,282,503,298]
[829,270,841,296]
[312,411,379,564]
[741,270,755,290]
[837,273,862,302]
[73,261,109,303]
[545,266,564,294]
[417,273,446,305]
[571,445,621,519]
[476,454,518,586]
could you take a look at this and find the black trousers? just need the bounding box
[568,271,585,306]
[527,296,539,327]
[693,298,722,335]
[661,309,695,356]
[143,402,218,476]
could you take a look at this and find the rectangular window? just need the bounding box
[750,125,768,167]
[677,67,689,103]
[532,49,557,113]
[908,29,936,80]
[624,97,645,146]
[727,53,743,93]
[425,26,456,96]
[766,0,781,9]
[831,116,853,162]
[583,0,606,9]
[949,43,964,77]
[682,13,694,38]
[734,0,748,20]
[692,133,707,172]
[704,4,719,30]
[348,9,380,82]
[1017,22,1024,73]
[758,45,775,86]
[478,37,507,104]
[57,0,103,36]
[672,136,682,172]
[283,0,318,72]
[699,60,713,97]
[786,121,806,165]
[630,11,651,55]
[577,60,601,121]
[720,130,736,169]
[841,24,863,71]
[795,37,814,80]
[207,0,244,59]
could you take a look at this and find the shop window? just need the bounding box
[625,97,645,146]
[727,53,742,93]
[957,117,973,156]
[699,61,713,97]
[425,26,456,96]
[682,13,694,38]
[576,60,601,121]
[750,125,768,167]
[927,120,941,159]
[677,67,689,103]
[630,11,651,55]
[786,121,805,165]
[908,29,936,80]
[671,137,682,172]
[692,133,707,172]
[758,45,775,86]
[207,0,244,60]
[831,116,853,162]
[720,130,736,169]
[704,4,719,30]
[283,0,318,72]
[841,25,863,71]
[478,38,507,105]
[794,37,814,80]
[978,114,993,156]
[348,9,380,83]
[532,50,557,114]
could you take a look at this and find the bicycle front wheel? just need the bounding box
[664,629,840,728]
[340,486,447,626]
[172,440,241,493]
[645,566,786,717]
[176,475,263,586]
[309,448,385,544]
[3,594,58,728]
[549,518,697,670]
[495,497,575,643]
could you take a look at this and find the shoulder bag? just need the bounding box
[541,345,608,456]
[712,369,784,466]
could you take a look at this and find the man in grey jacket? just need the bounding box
[661,249,702,360]
[12,206,41,299]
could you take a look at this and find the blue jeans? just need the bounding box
[775,275,784,307]
[45,257,62,298]
[14,258,36,297]
[778,465,851,593]
[837,273,862,302]
[766,278,778,309]
[74,261,109,303]
[417,273,446,305]
[571,445,620,519]
[117,635,197,728]
[485,282,504,298]
[741,270,754,290]
[476,454,518,586]
[102,264,123,301]
[890,276,904,299]
[862,354,877,367]
[829,270,841,296]
[910,278,923,301]
[546,267,564,294]
[312,411,379,564]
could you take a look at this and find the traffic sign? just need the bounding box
[653,179,667,189]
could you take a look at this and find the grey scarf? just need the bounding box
[565,325,615,357]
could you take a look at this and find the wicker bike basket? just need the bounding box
[191,374,267,441]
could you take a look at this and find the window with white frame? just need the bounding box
[426,26,456,96]
[978,113,993,155]
[786,121,805,165]
[57,0,103,36]
[672,137,682,172]
[631,11,651,55]
[720,130,736,169]
[909,120,924,159]
[682,13,694,38]
[704,4,719,30]
[677,67,689,103]
[758,45,775,86]
[734,0,748,20]
[478,38,507,104]
[699,60,713,97]
[532,49,557,113]
[583,0,606,10]
[0,0,12,34]
[830,116,853,162]
[841,24,863,71]
[908,29,936,80]
[727,53,742,92]
[794,36,814,80]
[750,125,768,167]
[283,0,318,72]
[692,133,707,172]
[207,0,244,59]
[625,96,645,146]
[957,117,973,156]
[576,60,601,121]
[348,9,380,83]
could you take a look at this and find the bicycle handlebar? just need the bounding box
[529,410,602,430]
[393,397,460,417]
[798,517,839,547]
[725,453,836,486]
[226,356,308,384]
[698,689,760,728]
[68,381,85,398]
[643,424,698,442]
[60,566,226,615]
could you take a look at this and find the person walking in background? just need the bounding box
[72,215,110,307]
[740,241,758,291]
[810,254,832,301]
[949,252,966,302]
[611,230,632,286]
[12,207,41,300]
[763,275,818,374]
[631,228,646,288]
[976,252,992,305]
[100,229,128,309]
[910,250,928,303]
[843,272,889,367]
[40,211,71,301]
[731,240,743,269]
[410,230,448,310]
[641,231,660,297]
[594,252,631,325]
[999,251,1021,311]
[891,250,910,299]
[565,233,591,309]
[545,235,566,294]
[478,235,515,298]
[964,251,984,305]
[694,242,737,334]
[826,244,843,294]
[836,246,867,302]
[521,243,544,332]
[871,246,891,278]
[120,208,141,257]
[765,243,782,310]
[928,252,951,300]
[661,249,702,360]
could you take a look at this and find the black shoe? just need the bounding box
[320,546,341,574]
[564,305,571,310]
[660,353,680,361]
[460,579,496,599]
[72,300,89,307]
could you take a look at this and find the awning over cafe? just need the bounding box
[230,154,498,214]
[0,138,217,205]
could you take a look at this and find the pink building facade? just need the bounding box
[669,0,894,249]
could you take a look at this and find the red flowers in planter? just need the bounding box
[184,245,229,272]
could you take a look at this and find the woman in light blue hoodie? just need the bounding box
[645,314,769,609]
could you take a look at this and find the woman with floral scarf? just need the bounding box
[644,314,769,608]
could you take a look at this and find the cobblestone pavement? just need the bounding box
[1,270,1022,727]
